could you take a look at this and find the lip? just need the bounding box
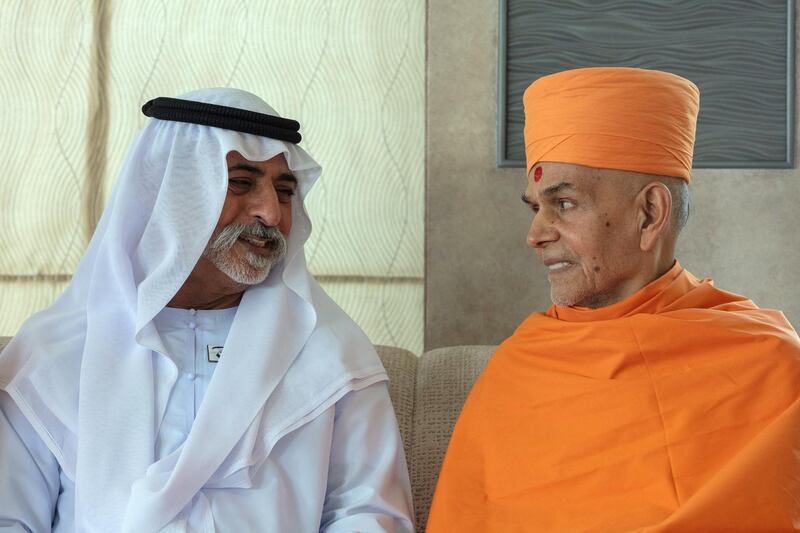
[237,236,272,254]
[542,257,576,267]
[542,258,576,276]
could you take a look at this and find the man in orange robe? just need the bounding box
[426,67,800,532]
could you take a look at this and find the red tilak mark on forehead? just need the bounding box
[533,166,543,182]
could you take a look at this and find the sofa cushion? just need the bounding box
[375,345,417,462]
[410,345,494,530]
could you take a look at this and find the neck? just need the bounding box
[578,255,677,309]
[607,244,677,306]
[168,257,246,310]
[654,255,677,281]
[651,240,678,286]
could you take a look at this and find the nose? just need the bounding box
[526,213,557,249]
[249,185,282,227]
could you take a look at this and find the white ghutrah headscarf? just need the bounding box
[0,88,388,531]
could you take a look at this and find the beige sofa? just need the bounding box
[375,345,493,531]
[0,337,493,532]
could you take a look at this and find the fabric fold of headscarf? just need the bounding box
[523,67,700,181]
[426,262,800,531]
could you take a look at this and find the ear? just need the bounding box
[636,182,672,252]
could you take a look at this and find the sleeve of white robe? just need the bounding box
[0,391,60,531]
[320,381,415,533]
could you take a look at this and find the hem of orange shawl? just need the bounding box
[547,260,701,322]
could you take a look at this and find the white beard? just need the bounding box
[202,222,287,285]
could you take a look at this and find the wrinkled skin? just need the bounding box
[168,151,298,310]
[523,162,678,308]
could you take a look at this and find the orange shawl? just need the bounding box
[427,263,800,532]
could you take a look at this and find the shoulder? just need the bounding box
[334,381,392,416]
[305,281,382,368]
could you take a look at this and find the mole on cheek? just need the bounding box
[605,221,611,227]
[593,266,601,272]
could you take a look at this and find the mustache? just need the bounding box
[209,221,287,255]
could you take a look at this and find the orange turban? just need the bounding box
[523,67,700,181]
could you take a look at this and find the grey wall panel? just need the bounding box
[499,0,794,168]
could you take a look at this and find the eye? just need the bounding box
[277,187,296,204]
[557,199,574,210]
[228,178,252,192]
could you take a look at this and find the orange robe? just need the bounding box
[427,263,800,532]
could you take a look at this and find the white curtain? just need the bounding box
[0,0,424,354]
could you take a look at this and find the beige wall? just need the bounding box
[425,0,800,350]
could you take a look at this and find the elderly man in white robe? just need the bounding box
[0,89,414,532]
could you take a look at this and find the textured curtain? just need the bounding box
[1,0,424,354]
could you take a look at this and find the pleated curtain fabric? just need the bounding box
[0,0,425,354]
